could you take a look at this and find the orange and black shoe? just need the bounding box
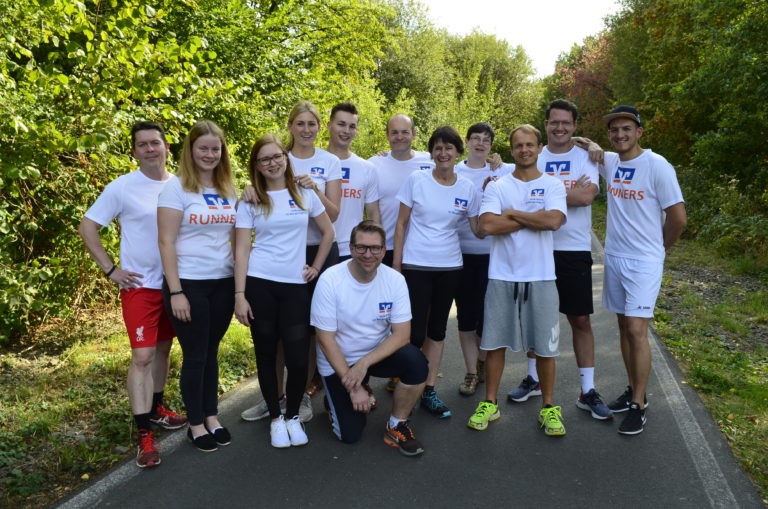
[136,431,161,468]
[150,405,188,430]
[384,420,424,457]
[385,377,399,393]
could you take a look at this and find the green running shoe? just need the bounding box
[467,401,500,430]
[538,405,566,436]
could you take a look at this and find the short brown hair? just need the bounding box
[508,124,542,146]
[349,220,386,246]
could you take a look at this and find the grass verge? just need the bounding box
[0,310,255,508]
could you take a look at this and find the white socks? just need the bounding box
[580,367,595,393]
[528,358,539,381]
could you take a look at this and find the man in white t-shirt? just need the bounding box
[507,99,612,420]
[369,114,434,266]
[326,102,381,261]
[79,122,186,469]
[311,220,428,456]
[599,106,686,435]
[466,125,569,437]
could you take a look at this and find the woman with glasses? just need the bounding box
[393,126,483,419]
[234,134,334,448]
[158,120,237,452]
[454,123,514,396]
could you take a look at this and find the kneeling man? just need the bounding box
[311,220,428,456]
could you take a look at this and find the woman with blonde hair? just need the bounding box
[234,134,334,447]
[158,120,237,452]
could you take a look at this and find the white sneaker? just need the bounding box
[285,415,309,446]
[270,415,290,448]
[299,392,313,423]
[242,395,286,422]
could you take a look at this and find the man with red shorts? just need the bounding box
[79,121,187,468]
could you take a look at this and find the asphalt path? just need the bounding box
[56,237,764,509]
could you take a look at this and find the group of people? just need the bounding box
[79,97,686,467]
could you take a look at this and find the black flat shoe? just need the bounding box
[187,427,218,452]
[206,425,231,446]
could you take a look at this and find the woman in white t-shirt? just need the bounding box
[234,134,334,448]
[393,126,483,420]
[453,122,514,396]
[158,120,237,453]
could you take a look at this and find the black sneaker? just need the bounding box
[618,402,646,435]
[187,427,218,452]
[205,425,231,446]
[608,386,648,413]
[383,420,424,456]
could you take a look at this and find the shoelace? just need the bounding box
[475,402,493,417]
[394,422,414,440]
[138,432,157,451]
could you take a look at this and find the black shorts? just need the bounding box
[306,242,339,297]
[554,250,594,316]
[455,254,490,335]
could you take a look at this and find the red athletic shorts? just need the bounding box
[120,288,175,349]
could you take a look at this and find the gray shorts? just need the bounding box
[480,279,560,357]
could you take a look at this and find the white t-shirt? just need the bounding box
[599,150,684,263]
[85,170,175,290]
[480,172,567,282]
[311,261,412,377]
[397,170,479,268]
[455,161,514,255]
[538,146,599,252]
[289,147,342,245]
[235,188,325,284]
[157,178,236,280]
[334,153,380,256]
[369,151,434,249]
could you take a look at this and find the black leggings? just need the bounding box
[455,254,490,335]
[403,269,461,347]
[163,277,234,426]
[323,345,428,443]
[246,276,310,419]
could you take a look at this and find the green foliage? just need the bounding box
[0,0,541,343]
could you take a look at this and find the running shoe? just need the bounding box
[241,395,286,422]
[459,373,479,396]
[150,406,187,430]
[538,406,566,436]
[507,375,542,402]
[576,389,613,420]
[420,389,451,418]
[383,420,424,456]
[476,360,486,384]
[299,392,313,422]
[386,377,400,392]
[285,415,309,446]
[270,416,291,448]
[467,401,500,430]
[136,431,160,468]
[607,386,648,413]
[618,402,646,435]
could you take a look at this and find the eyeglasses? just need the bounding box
[353,244,384,255]
[469,135,492,144]
[256,153,286,166]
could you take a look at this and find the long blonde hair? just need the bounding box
[178,120,235,197]
[286,100,321,151]
[248,134,305,216]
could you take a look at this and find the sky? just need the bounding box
[418,0,621,77]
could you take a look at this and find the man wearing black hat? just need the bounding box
[599,105,687,435]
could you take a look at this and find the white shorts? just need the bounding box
[602,254,663,318]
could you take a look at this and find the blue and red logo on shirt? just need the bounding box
[530,188,545,197]
[419,165,431,171]
[613,167,636,184]
[288,200,297,209]
[203,194,232,210]
[341,167,350,184]
[545,161,570,176]
[454,198,469,210]
[310,167,325,176]
[379,302,392,314]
